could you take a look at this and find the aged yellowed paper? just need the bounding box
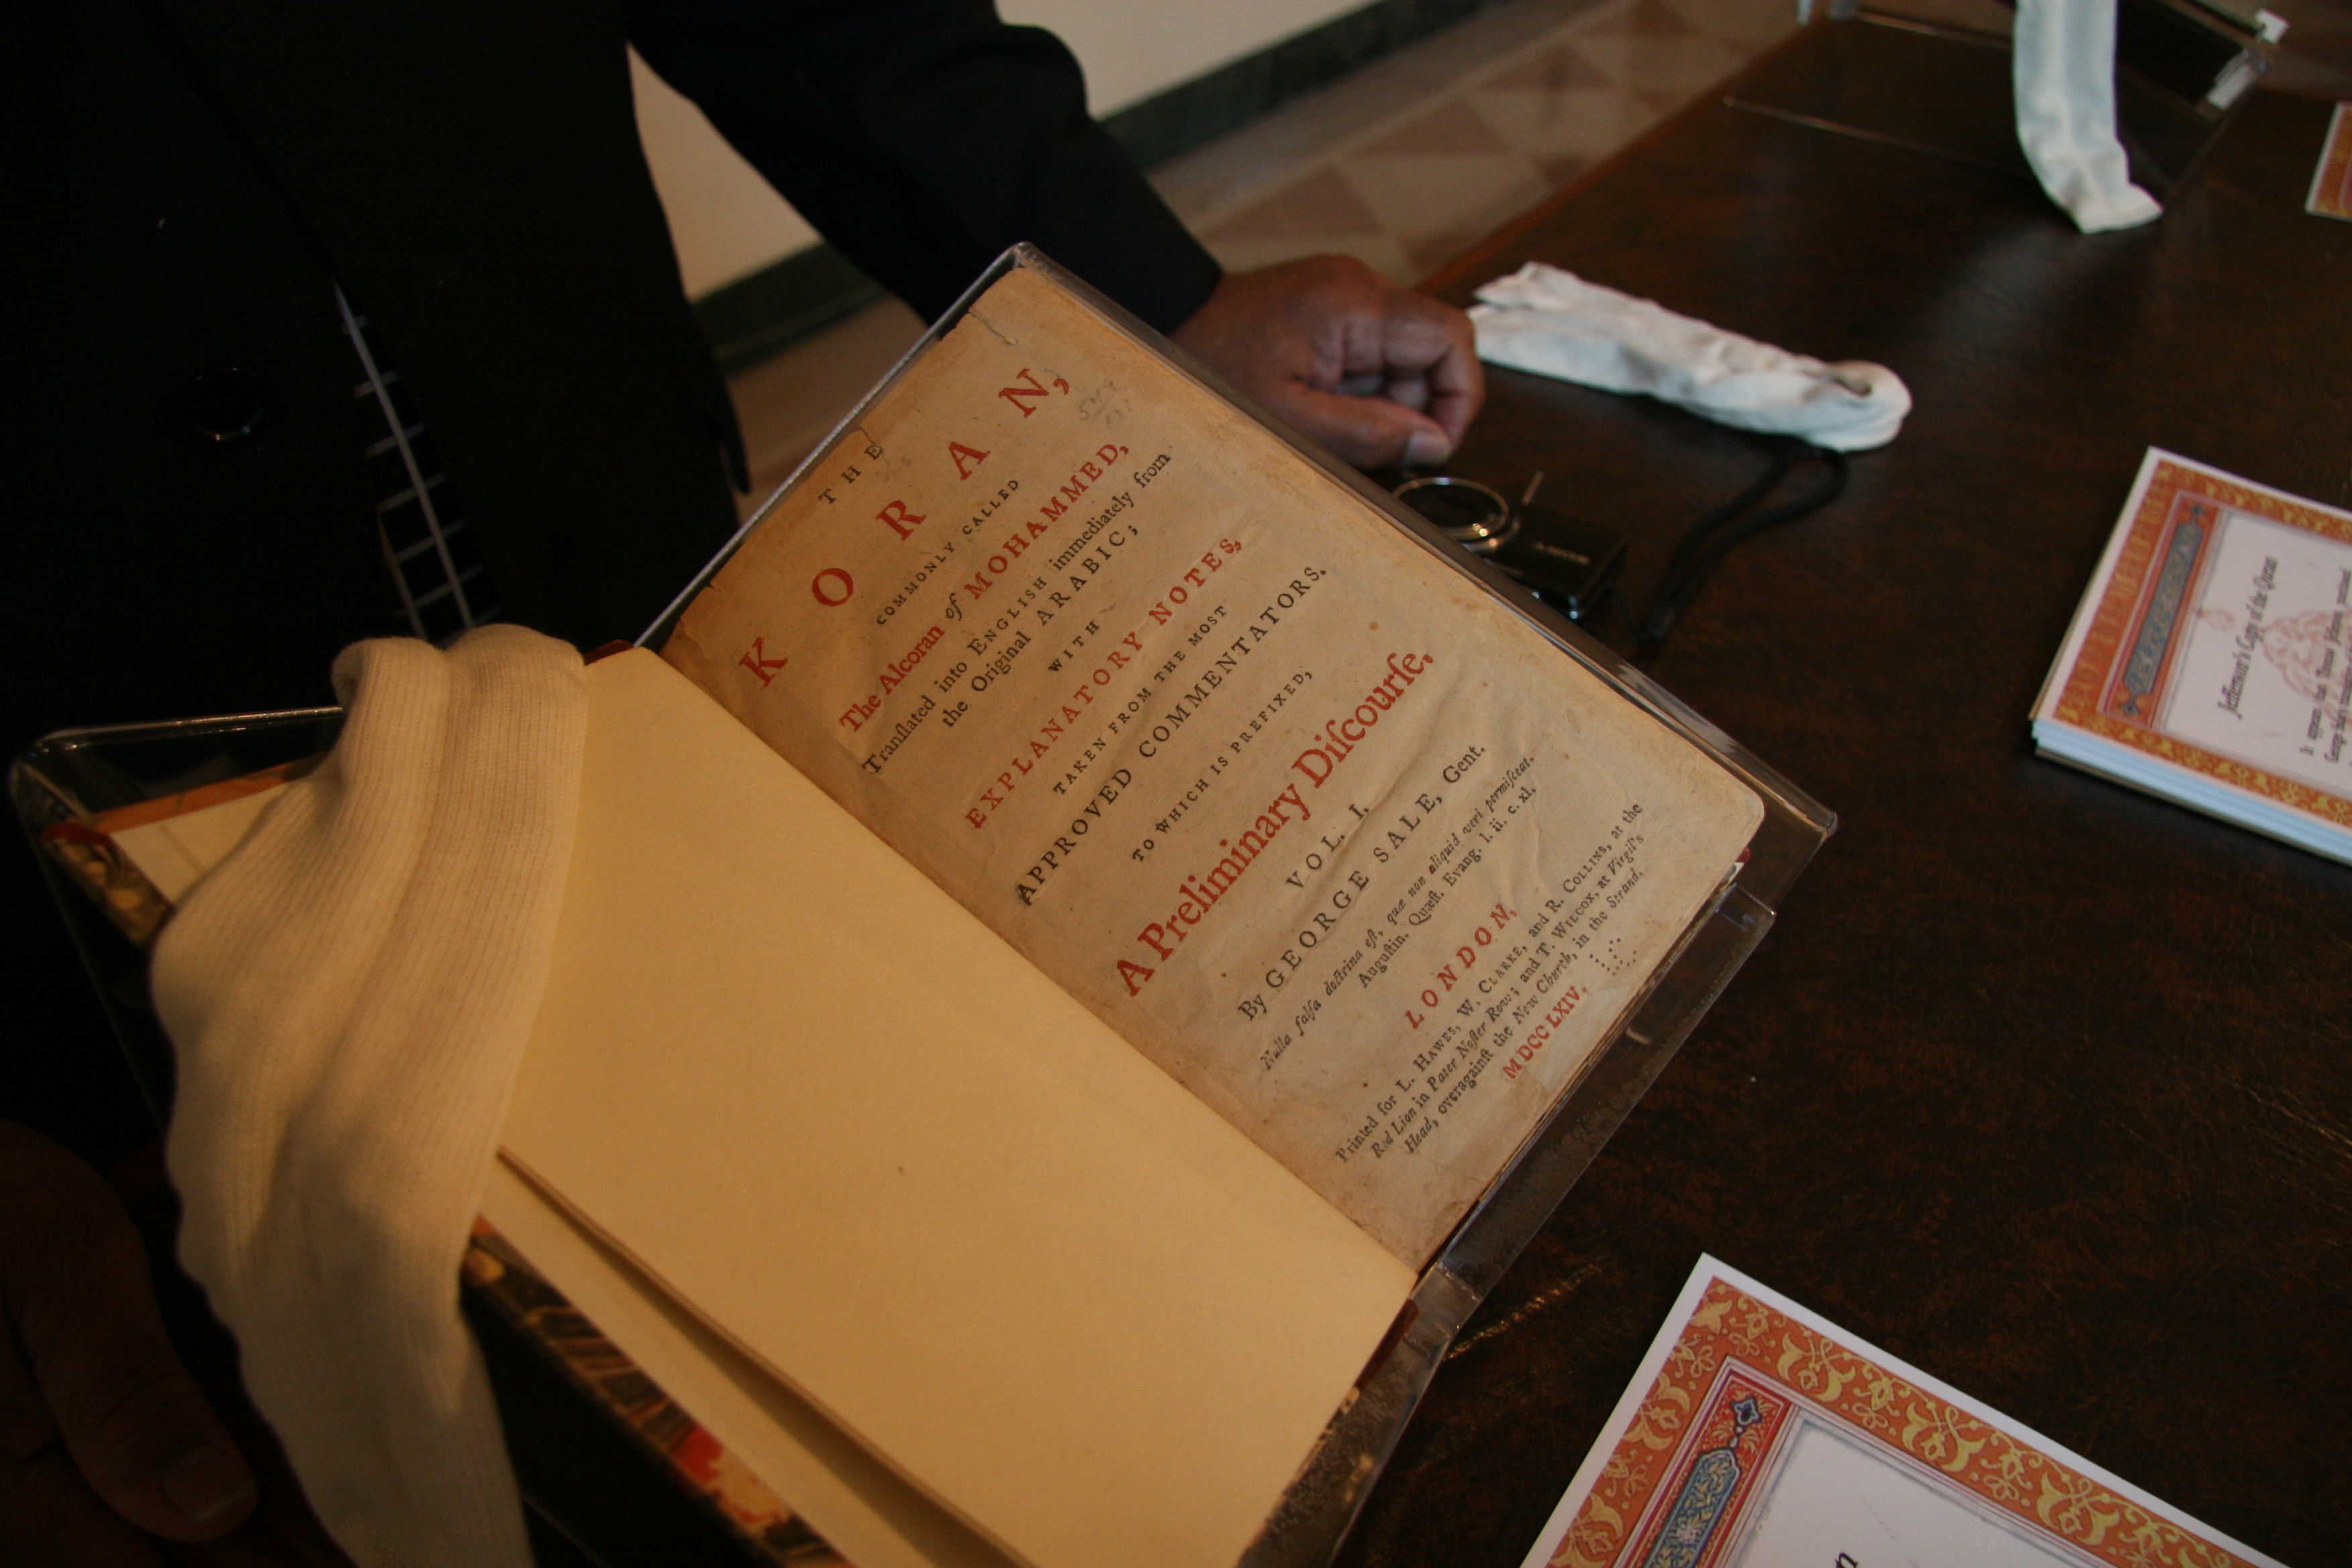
[502,650,1413,1568]
[665,263,1761,1263]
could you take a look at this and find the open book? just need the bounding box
[29,251,1830,1568]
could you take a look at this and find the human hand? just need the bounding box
[0,1120,258,1565]
[1169,255,1484,469]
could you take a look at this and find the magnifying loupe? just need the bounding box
[1385,470,1626,623]
[1389,475,1520,554]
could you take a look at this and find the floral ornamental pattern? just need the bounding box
[2052,458,2352,830]
[1624,1385,1784,1568]
[1547,1277,2267,1568]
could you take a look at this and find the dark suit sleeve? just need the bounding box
[624,0,1224,331]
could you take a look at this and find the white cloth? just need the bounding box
[156,626,589,1568]
[1468,262,1912,450]
[2013,0,2163,232]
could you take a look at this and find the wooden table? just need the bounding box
[1344,28,2352,1568]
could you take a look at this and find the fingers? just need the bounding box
[1263,380,1456,469]
[1,1306,166,1567]
[1344,287,1483,448]
[0,1124,257,1550]
[1171,254,1486,467]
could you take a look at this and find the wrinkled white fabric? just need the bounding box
[1468,262,1911,450]
[156,626,587,1568]
[2014,0,2162,232]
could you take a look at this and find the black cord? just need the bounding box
[1635,438,1848,656]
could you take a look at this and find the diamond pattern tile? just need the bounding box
[1357,99,1520,158]
[1481,45,1622,95]
[1341,148,1547,241]
[1204,165,1387,241]
[1469,84,1665,164]
[1172,0,1800,282]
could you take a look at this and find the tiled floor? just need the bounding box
[726,0,1802,503]
[1177,0,1796,280]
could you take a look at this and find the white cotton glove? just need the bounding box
[1468,262,1910,450]
[158,626,587,1568]
[2013,0,2163,233]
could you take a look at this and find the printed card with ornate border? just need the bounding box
[2031,448,2352,865]
[1519,1259,2286,1568]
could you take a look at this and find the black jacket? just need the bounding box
[3,0,1220,1148]
[6,0,1220,746]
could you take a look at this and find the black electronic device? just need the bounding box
[1389,473,1627,624]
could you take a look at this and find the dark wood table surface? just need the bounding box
[1342,29,2352,1568]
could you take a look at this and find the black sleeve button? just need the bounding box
[184,366,269,442]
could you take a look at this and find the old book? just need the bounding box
[503,251,1792,1567]
[2031,448,2352,865]
[32,250,1830,1568]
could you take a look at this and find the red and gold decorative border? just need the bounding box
[2095,489,2221,732]
[2308,103,2352,221]
[1547,1277,2259,1568]
[2049,458,2352,831]
[1613,1369,1791,1568]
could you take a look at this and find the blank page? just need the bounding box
[502,650,1414,1568]
[477,1161,1020,1568]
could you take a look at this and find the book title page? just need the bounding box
[663,263,1761,1263]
